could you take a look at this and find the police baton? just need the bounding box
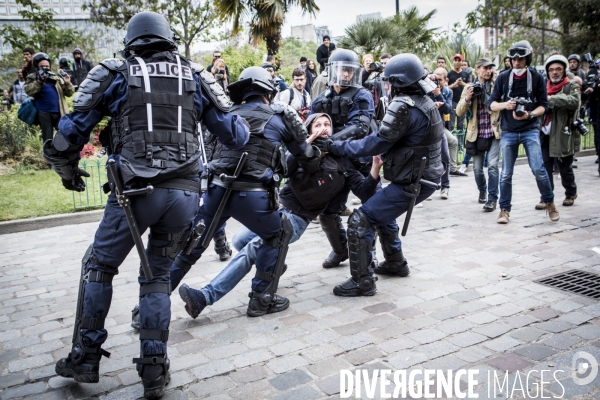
[106,159,154,281]
[201,152,248,249]
[401,157,440,236]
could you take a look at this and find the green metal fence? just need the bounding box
[454,122,596,164]
[72,158,108,210]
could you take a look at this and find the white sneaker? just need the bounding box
[440,188,449,199]
[459,164,467,174]
[351,197,361,205]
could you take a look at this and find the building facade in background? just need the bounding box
[291,24,331,44]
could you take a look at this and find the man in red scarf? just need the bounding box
[539,55,581,208]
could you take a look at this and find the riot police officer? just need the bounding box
[174,66,321,317]
[315,53,444,296]
[311,49,376,269]
[47,12,249,399]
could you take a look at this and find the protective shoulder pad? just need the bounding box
[198,69,231,113]
[377,95,412,142]
[99,58,124,71]
[190,62,204,74]
[73,63,119,112]
[271,101,307,142]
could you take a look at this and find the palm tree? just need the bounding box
[214,0,319,55]
[389,6,438,56]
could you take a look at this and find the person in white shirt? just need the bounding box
[276,68,311,120]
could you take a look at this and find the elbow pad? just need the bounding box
[377,96,412,141]
[73,59,123,112]
[271,101,308,142]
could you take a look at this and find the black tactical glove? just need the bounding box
[61,167,90,192]
[42,134,89,192]
[313,137,333,153]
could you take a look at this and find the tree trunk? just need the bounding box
[265,29,282,56]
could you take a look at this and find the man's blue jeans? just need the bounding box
[473,138,500,202]
[199,209,308,305]
[499,129,554,212]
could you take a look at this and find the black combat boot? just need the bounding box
[136,356,170,399]
[374,251,410,277]
[322,249,348,268]
[213,233,232,261]
[333,275,378,297]
[247,291,290,317]
[55,352,102,383]
[178,284,207,319]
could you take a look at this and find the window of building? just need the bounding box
[10,6,17,14]
[63,6,71,13]
[73,6,81,13]
[0,7,6,13]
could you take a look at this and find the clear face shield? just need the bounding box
[328,61,361,87]
[417,77,437,94]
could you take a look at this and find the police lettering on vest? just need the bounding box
[129,62,194,80]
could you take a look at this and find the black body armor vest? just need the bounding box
[312,87,360,130]
[383,95,444,184]
[112,52,200,185]
[210,103,281,180]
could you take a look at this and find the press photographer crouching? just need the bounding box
[25,53,74,142]
[456,58,501,211]
[538,55,582,208]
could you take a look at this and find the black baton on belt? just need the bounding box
[106,159,154,281]
[401,157,441,237]
[201,152,248,249]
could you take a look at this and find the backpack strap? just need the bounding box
[288,88,294,105]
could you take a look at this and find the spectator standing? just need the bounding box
[261,62,287,92]
[25,53,74,142]
[437,56,447,70]
[58,58,74,81]
[380,53,391,72]
[211,58,229,92]
[9,69,28,103]
[488,40,556,224]
[22,47,36,76]
[305,59,318,95]
[539,55,581,207]
[567,55,586,83]
[457,58,501,211]
[361,54,374,85]
[448,54,471,131]
[276,68,311,120]
[501,56,511,71]
[299,56,307,69]
[207,51,230,77]
[316,35,336,73]
[71,48,93,88]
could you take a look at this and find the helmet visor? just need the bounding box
[418,77,437,94]
[507,47,531,59]
[328,61,361,87]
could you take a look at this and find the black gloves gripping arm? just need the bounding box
[313,137,333,154]
[42,131,90,192]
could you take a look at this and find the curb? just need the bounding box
[0,209,104,235]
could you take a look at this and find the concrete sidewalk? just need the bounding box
[0,157,599,400]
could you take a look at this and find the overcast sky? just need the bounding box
[281,0,483,46]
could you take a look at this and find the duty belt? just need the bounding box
[211,175,268,192]
[153,178,201,192]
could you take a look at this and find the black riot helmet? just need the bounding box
[123,11,178,52]
[32,52,51,69]
[382,53,435,95]
[58,57,70,68]
[507,40,533,66]
[227,66,277,104]
[327,49,362,88]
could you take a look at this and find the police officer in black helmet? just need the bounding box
[49,11,248,399]
[315,53,444,296]
[311,49,377,270]
[174,66,321,318]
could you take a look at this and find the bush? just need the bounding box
[0,106,45,169]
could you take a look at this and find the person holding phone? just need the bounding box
[447,54,471,131]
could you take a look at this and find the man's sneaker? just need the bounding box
[450,170,468,177]
[535,202,546,210]
[545,202,560,221]
[563,195,577,206]
[178,284,206,319]
[478,190,487,204]
[497,209,510,224]
[483,200,496,212]
[459,164,468,174]
[440,188,449,199]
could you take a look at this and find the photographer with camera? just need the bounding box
[488,40,556,224]
[582,54,600,171]
[538,55,582,207]
[25,53,74,142]
[457,58,501,211]
[363,59,387,121]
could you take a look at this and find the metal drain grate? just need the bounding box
[536,269,600,300]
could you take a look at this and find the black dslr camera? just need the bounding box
[572,118,589,136]
[37,66,57,83]
[471,81,484,97]
[369,62,383,73]
[509,97,532,117]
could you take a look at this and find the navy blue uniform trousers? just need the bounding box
[171,183,281,292]
[85,187,199,356]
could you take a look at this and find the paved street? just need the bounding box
[1,156,600,400]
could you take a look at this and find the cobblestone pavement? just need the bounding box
[1,157,600,400]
